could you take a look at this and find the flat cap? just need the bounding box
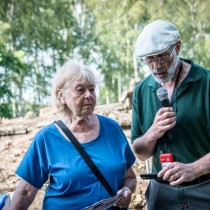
[135,19,179,57]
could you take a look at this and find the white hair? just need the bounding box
[51,60,100,115]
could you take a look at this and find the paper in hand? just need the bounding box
[81,189,125,210]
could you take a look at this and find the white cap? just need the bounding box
[135,19,179,57]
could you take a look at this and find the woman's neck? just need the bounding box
[62,114,95,132]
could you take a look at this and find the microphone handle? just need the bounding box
[160,99,170,107]
[160,99,175,141]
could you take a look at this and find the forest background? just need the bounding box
[0,0,210,118]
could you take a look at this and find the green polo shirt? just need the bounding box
[131,59,210,172]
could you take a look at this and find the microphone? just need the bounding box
[157,87,175,140]
[157,87,170,107]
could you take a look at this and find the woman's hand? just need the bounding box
[116,187,132,208]
[116,167,136,208]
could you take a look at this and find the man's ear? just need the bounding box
[175,40,181,55]
[57,89,65,104]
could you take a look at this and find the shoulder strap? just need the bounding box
[55,120,116,197]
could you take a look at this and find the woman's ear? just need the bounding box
[57,89,65,104]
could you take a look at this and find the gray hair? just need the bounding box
[51,60,99,115]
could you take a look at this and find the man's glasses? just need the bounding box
[140,45,175,66]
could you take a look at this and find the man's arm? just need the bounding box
[10,179,38,210]
[132,128,159,161]
[132,107,176,161]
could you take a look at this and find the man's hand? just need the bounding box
[158,162,198,186]
[149,107,176,140]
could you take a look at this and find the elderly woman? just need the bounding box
[10,60,137,210]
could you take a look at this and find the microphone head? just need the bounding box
[157,87,168,101]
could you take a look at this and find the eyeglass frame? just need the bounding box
[139,45,176,66]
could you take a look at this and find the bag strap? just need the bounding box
[55,120,116,197]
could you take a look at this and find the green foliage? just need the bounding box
[0,102,13,118]
[0,0,209,118]
[84,0,149,103]
[23,102,40,116]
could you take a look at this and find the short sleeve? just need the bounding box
[16,130,50,189]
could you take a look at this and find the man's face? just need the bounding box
[141,45,179,84]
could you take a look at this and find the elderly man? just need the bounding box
[131,19,210,210]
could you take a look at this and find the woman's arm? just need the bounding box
[116,167,137,208]
[121,167,137,193]
[10,179,38,210]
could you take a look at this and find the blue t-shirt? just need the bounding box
[16,115,136,210]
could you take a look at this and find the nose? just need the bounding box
[84,89,92,98]
[151,57,160,69]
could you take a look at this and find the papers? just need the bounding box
[81,189,125,210]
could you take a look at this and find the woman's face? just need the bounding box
[63,78,96,118]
